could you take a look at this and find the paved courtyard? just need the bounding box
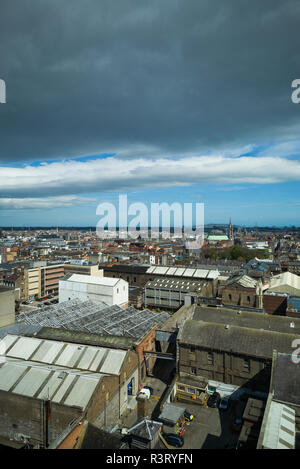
[166,400,241,449]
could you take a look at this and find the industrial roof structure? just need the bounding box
[146,266,219,279]
[0,333,132,411]
[267,272,300,296]
[17,299,170,339]
[225,274,260,289]
[260,402,295,449]
[145,277,208,293]
[0,360,102,410]
[2,334,128,375]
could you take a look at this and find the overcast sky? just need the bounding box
[0,0,300,226]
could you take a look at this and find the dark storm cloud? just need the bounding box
[0,0,300,162]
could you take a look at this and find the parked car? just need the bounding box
[137,388,151,399]
[143,386,154,395]
[184,410,194,422]
[219,397,230,411]
[163,433,184,448]
[44,302,51,306]
[207,392,221,408]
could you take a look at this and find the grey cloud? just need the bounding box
[0,0,300,164]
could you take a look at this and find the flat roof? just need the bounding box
[158,403,185,425]
[61,274,121,286]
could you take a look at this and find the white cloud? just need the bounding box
[0,154,300,200]
[0,196,96,210]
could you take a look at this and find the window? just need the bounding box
[191,367,197,375]
[247,295,251,303]
[207,352,213,364]
[228,294,232,300]
[117,288,119,294]
[187,387,195,394]
[243,359,250,371]
[177,385,185,391]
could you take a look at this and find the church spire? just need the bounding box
[228,218,234,240]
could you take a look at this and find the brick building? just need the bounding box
[177,318,300,394]
[0,333,139,448]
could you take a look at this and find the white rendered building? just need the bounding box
[59,274,128,307]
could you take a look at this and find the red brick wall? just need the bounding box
[263,295,287,315]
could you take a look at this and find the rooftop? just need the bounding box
[260,401,295,449]
[2,333,128,375]
[268,272,300,294]
[146,266,219,279]
[272,352,300,406]
[61,273,121,286]
[178,320,300,359]
[145,277,207,292]
[225,274,259,289]
[128,419,162,441]
[193,306,300,335]
[0,359,102,411]
[17,299,170,339]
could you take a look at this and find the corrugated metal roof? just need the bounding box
[0,362,26,391]
[207,270,219,279]
[262,402,295,449]
[63,376,99,408]
[99,349,127,375]
[0,358,105,410]
[193,269,209,278]
[173,268,185,276]
[13,367,50,397]
[153,267,169,275]
[183,268,196,277]
[7,336,41,360]
[3,334,127,376]
[165,267,177,276]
